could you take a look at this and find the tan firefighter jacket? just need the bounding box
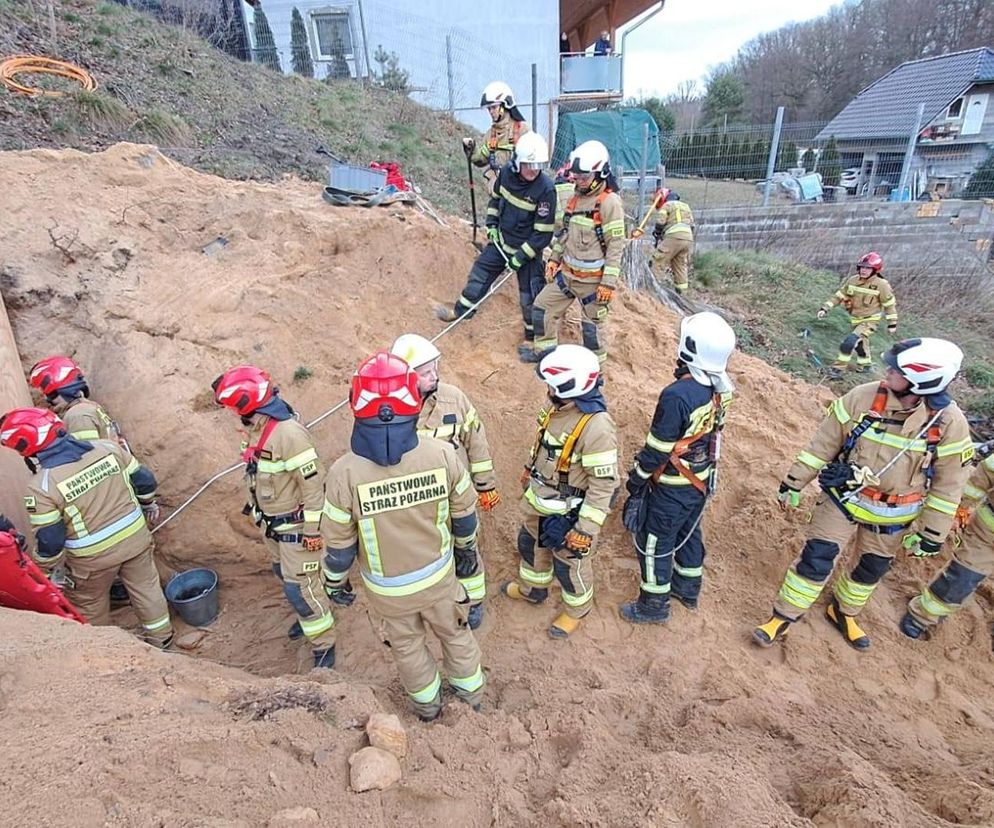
[471,112,530,176]
[654,199,695,241]
[550,187,626,287]
[418,382,496,492]
[60,398,124,444]
[821,272,897,326]
[523,401,619,537]
[961,453,994,536]
[320,437,478,616]
[25,440,152,567]
[243,415,324,534]
[784,381,973,543]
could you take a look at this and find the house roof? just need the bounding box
[815,47,994,142]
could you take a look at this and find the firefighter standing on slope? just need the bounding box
[320,352,484,721]
[649,190,695,294]
[390,333,499,629]
[753,338,973,650]
[463,81,532,196]
[817,251,898,378]
[503,344,618,639]
[0,407,173,647]
[620,313,736,624]
[213,366,338,669]
[900,447,994,640]
[439,132,556,358]
[527,140,625,365]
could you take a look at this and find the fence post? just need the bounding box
[637,121,649,222]
[897,102,926,201]
[531,63,537,127]
[762,106,785,207]
[356,0,372,79]
[446,34,454,115]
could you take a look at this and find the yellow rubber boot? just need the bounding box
[500,580,547,605]
[826,598,870,650]
[752,615,791,647]
[548,612,581,639]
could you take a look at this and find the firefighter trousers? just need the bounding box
[370,582,484,719]
[634,484,706,605]
[907,507,994,626]
[532,273,609,363]
[651,237,693,291]
[454,243,509,319]
[516,508,596,618]
[264,530,336,653]
[773,496,905,621]
[516,261,545,342]
[65,533,173,645]
[834,320,877,370]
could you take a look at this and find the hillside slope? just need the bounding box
[2,144,994,826]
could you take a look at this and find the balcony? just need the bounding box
[559,53,623,100]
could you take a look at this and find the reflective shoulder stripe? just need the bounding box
[28,509,62,527]
[936,437,973,458]
[470,459,494,474]
[454,471,472,496]
[283,447,318,471]
[645,433,676,453]
[534,222,556,232]
[831,398,851,425]
[963,483,987,501]
[924,493,958,515]
[501,189,537,212]
[580,449,618,468]
[578,502,607,526]
[70,429,101,440]
[302,509,323,524]
[796,451,828,470]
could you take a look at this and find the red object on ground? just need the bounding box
[0,531,86,623]
[369,161,410,191]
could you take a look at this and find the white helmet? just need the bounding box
[678,312,736,391]
[481,81,515,109]
[569,140,611,178]
[390,334,440,370]
[884,338,962,401]
[538,344,601,399]
[513,132,549,171]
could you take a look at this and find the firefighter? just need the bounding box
[620,313,736,624]
[0,407,172,646]
[213,366,337,669]
[320,352,484,721]
[439,132,556,357]
[817,251,898,378]
[463,81,531,195]
[528,141,625,365]
[753,338,973,650]
[650,190,695,294]
[900,448,994,639]
[390,333,499,629]
[502,344,618,638]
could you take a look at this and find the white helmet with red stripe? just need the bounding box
[537,344,600,399]
[883,338,962,399]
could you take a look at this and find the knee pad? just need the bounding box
[517,527,536,566]
[282,581,315,617]
[840,333,859,354]
[854,338,869,358]
[850,552,892,585]
[931,560,986,605]
[531,307,547,338]
[553,557,576,594]
[796,539,840,581]
[581,320,600,352]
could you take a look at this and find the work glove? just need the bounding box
[902,532,941,558]
[545,260,560,283]
[953,504,973,532]
[816,308,827,319]
[596,284,615,304]
[324,578,356,607]
[141,502,161,526]
[455,545,480,578]
[652,223,664,242]
[887,324,898,335]
[777,482,801,511]
[538,514,573,550]
[564,528,594,559]
[622,492,645,534]
[302,534,324,553]
[462,137,475,156]
[477,489,501,511]
[818,462,857,492]
[509,252,525,271]
[486,226,499,244]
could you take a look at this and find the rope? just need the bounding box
[153,265,515,533]
[0,55,96,96]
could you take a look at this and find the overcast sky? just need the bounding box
[620,0,842,100]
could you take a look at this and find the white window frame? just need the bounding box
[310,7,354,62]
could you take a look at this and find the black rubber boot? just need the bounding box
[826,597,871,650]
[619,594,671,625]
[672,590,699,611]
[899,611,928,640]
[313,646,336,669]
[288,620,304,640]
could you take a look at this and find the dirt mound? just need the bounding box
[2,144,994,826]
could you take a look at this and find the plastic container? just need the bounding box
[165,568,219,627]
[327,163,387,194]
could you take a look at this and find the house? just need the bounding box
[815,48,994,198]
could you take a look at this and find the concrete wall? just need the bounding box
[0,291,32,530]
[696,198,994,280]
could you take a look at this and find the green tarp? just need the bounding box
[551,108,660,172]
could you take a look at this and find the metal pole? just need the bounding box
[620,1,665,95]
[897,102,926,201]
[637,121,649,222]
[531,62,537,126]
[355,0,372,79]
[446,34,454,115]
[762,106,785,207]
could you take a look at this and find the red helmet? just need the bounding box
[212,365,274,416]
[857,251,883,272]
[0,407,65,457]
[29,356,85,395]
[350,351,422,420]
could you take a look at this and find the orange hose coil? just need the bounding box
[0,55,96,96]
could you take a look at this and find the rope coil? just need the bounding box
[0,55,96,96]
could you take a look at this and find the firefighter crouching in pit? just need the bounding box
[620,313,736,624]
[439,132,556,361]
[527,140,625,365]
[0,407,173,646]
[320,352,484,721]
[900,445,994,640]
[649,190,695,294]
[390,334,499,629]
[463,81,531,196]
[503,344,618,638]
[754,338,973,651]
[213,366,337,669]
[817,251,898,378]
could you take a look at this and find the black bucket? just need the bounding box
[165,568,219,627]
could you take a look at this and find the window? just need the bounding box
[946,97,963,119]
[311,9,353,60]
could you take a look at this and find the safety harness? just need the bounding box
[527,409,594,498]
[562,189,611,255]
[487,120,524,170]
[243,417,305,544]
[651,381,726,495]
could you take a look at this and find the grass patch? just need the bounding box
[292,366,313,382]
[135,108,191,145]
[69,89,133,131]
